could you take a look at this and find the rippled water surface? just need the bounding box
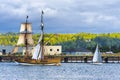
[0,62,120,80]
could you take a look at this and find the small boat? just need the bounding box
[92,44,102,64]
[14,11,61,66]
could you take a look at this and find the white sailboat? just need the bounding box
[92,44,102,64]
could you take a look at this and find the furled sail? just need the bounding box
[93,44,102,63]
[38,32,43,43]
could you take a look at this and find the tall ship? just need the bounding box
[12,11,61,66]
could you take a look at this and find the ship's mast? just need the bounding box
[25,16,28,56]
[41,10,44,60]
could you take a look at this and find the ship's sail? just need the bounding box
[32,11,44,60]
[20,23,32,32]
[11,46,19,54]
[11,17,34,54]
[32,44,40,59]
[93,44,102,63]
[17,23,34,46]
[32,32,43,60]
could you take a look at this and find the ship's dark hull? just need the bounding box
[15,56,61,66]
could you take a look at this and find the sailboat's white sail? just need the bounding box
[93,45,102,63]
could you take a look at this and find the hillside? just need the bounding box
[1,32,120,53]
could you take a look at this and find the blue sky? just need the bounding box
[0,0,120,33]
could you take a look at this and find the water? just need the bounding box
[0,62,120,80]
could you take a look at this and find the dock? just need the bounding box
[61,55,120,63]
[0,54,120,63]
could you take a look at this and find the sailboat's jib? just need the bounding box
[93,45,102,63]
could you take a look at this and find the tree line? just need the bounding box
[1,32,120,53]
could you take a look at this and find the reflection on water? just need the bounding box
[0,62,120,80]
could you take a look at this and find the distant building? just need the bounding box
[44,46,62,55]
[32,46,62,55]
[0,45,13,54]
[106,51,113,54]
[64,51,92,55]
[63,48,92,55]
[85,39,91,42]
[0,45,62,55]
[0,45,33,55]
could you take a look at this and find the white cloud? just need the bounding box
[0,0,120,33]
[79,12,97,23]
[75,0,120,6]
[78,11,120,26]
[43,8,58,17]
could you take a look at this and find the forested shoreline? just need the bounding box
[1,32,120,53]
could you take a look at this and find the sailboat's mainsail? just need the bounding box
[93,45,102,63]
